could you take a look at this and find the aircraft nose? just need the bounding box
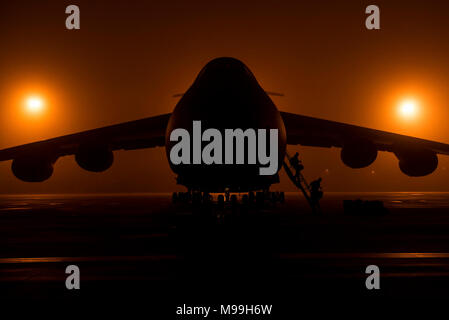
[194,57,255,91]
[206,57,246,70]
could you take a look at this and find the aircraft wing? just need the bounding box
[0,113,171,162]
[281,111,449,155]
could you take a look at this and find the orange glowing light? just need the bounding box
[397,98,419,119]
[24,95,45,115]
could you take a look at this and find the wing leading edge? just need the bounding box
[281,111,449,177]
[281,111,449,155]
[0,113,171,162]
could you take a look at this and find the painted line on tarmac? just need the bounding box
[280,252,449,259]
[0,255,177,264]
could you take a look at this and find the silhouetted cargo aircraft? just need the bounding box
[1,57,448,192]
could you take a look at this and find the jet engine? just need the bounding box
[12,157,54,182]
[396,149,438,177]
[75,144,114,172]
[340,140,378,169]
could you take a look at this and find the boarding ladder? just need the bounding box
[283,153,321,213]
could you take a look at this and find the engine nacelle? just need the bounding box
[12,157,54,182]
[340,140,378,169]
[75,144,114,172]
[396,149,438,177]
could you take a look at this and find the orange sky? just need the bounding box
[2,0,449,193]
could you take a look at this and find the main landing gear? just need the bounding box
[171,190,285,207]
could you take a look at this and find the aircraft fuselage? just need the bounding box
[165,57,287,192]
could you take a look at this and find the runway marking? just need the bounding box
[1,253,449,264]
[0,255,177,264]
[279,253,449,259]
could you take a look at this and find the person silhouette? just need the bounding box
[290,152,304,180]
[310,177,323,207]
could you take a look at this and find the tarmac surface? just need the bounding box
[1,192,449,310]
